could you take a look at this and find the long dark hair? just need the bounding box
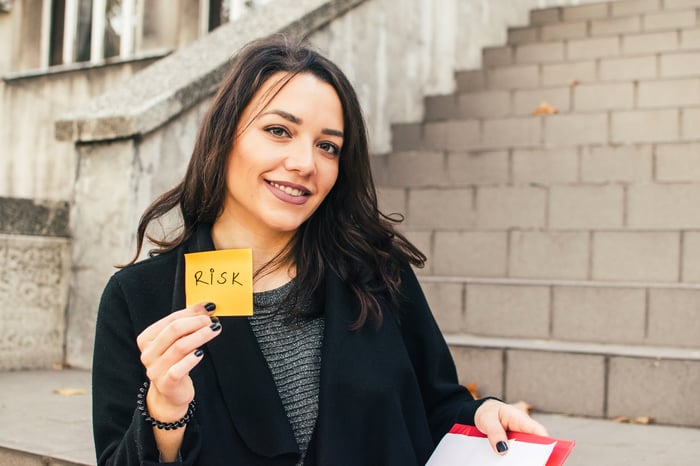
[128,34,425,328]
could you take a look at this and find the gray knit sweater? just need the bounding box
[249,280,324,465]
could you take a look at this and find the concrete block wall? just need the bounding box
[424,280,700,349]
[376,0,700,427]
[0,197,71,370]
[380,4,700,286]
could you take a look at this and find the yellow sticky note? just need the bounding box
[184,249,253,316]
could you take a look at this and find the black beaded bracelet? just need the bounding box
[137,381,196,430]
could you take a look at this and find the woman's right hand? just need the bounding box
[136,302,222,420]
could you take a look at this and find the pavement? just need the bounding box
[1,368,699,465]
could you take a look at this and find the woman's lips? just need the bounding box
[265,180,310,205]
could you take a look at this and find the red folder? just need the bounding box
[448,424,575,466]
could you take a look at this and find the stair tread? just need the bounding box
[417,275,700,290]
[445,333,700,360]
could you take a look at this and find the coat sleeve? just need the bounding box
[92,273,201,465]
[395,264,491,443]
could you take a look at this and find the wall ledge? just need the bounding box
[54,0,367,143]
[2,50,171,83]
[0,196,70,237]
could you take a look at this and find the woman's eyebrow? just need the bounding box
[263,109,301,124]
[262,109,344,138]
[322,128,344,138]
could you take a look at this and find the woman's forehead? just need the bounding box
[241,71,343,129]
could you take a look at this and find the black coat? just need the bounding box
[92,226,487,465]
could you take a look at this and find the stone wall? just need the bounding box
[0,197,71,370]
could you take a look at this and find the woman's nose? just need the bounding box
[284,141,315,174]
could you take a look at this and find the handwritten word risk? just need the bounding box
[184,249,253,316]
[194,269,244,287]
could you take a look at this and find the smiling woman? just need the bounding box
[212,71,343,286]
[91,34,547,466]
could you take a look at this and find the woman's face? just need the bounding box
[220,71,344,240]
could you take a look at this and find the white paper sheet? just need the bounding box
[426,433,556,466]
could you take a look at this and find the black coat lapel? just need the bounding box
[172,225,299,459]
[313,272,356,463]
[312,271,422,466]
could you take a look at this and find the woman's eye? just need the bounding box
[318,142,340,155]
[266,126,289,137]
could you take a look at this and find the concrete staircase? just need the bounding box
[375,0,700,428]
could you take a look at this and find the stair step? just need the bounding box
[455,49,700,92]
[446,334,700,427]
[530,0,700,27]
[446,333,700,361]
[425,76,700,121]
[512,6,700,45]
[391,107,700,152]
[416,276,700,349]
[483,25,700,69]
[398,229,699,282]
[377,142,679,189]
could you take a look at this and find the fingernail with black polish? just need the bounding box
[194,348,204,357]
[210,316,220,325]
[496,441,509,453]
[204,302,216,312]
[210,321,221,332]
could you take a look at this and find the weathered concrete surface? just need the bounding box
[0,197,70,237]
[0,234,71,370]
[0,197,71,370]
[66,100,210,368]
[1,57,162,201]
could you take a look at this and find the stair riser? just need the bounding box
[412,230,691,282]
[449,344,700,427]
[380,183,700,231]
[423,281,700,349]
[456,50,700,92]
[392,108,700,151]
[485,24,700,69]
[426,78,700,121]
[530,0,700,27]
[512,7,700,45]
[378,144,672,189]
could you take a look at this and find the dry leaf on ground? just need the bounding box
[611,415,654,425]
[531,101,559,116]
[53,388,87,396]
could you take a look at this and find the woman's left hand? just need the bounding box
[473,399,549,455]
